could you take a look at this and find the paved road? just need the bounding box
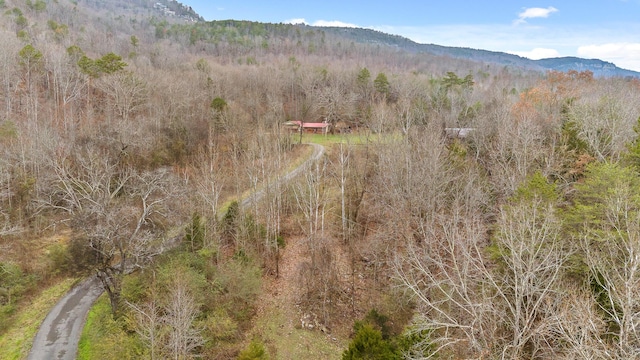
[27,142,324,360]
[27,277,103,360]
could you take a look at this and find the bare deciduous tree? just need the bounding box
[0,32,20,119]
[127,295,163,360]
[45,44,86,135]
[193,150,223,250]
[163,271,204,360]
[397,173,569,359]
[43,147,178,315]
[488,193,568,358]
[293,158,327,244]
[96,70,148,121]
[549,288,612,359]
[397,209,495,358]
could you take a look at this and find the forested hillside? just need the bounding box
[1,0,640,359]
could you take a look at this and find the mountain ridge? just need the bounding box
[309,25,639,78]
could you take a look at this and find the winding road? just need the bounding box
[27,143,325,360]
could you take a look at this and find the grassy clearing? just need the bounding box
[0,277,78,360]
[253,303,346,360]
[298,132,371,146]
[297,131,397,146]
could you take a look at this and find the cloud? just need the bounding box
[312,20,359,28]
[514,6,558,25]
[578,42,640,71]
[284,18,308,25]
[509,48,560,60]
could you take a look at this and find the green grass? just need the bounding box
[297,132,380,146]
[0,277,78,360]
[76,295,107,360]
[253,304,346,360]
[77,294,142,360]
[294,131,403,148]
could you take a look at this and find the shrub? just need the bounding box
[237,338,269,360]
[362,309,392,339]
[343,310,434,359]
[0,262,35,305]
[342,323,398,360]
[47,243,72,275]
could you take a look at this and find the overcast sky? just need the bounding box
[182,1,640,72]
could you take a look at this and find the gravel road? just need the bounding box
[240,142,325,209]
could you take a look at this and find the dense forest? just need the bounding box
[1,0,640,359]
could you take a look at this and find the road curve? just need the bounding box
[27,142,325,360]
[27,276,103,360]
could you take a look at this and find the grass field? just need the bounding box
[253,303,346,360]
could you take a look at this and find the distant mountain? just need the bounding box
[533,57,639,77]
[311,26,640,78]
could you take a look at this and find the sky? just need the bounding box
[181,1,640,72]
